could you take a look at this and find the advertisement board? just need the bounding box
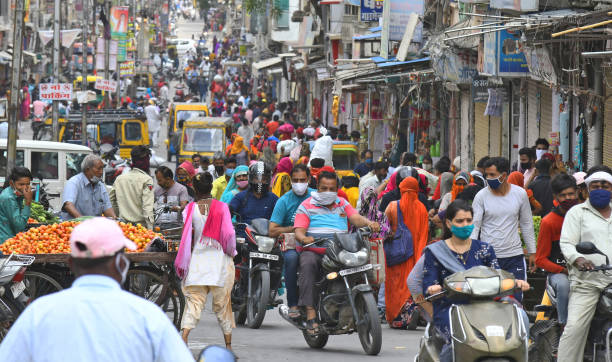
[360,0,383,21]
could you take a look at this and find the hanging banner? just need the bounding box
[120,61,135,76]
[38,29,82,47]
[110,6,129,61]
[39,83,73,100]
[94,78,118,92]
[360,0,383,21]
[480,29,528,77]
[523,45,557,85]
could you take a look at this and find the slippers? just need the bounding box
[306,319,320,335]
[288,308,301,319]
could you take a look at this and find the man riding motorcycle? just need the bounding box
[558,167,612,362]
[293,171,380,334]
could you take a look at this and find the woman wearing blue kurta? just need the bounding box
[220,165,249,204]
[422,199,529,362]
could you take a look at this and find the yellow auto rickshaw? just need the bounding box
[307,140,359,178]
[42,110,149,159]
[73,75,105,105]
[168,102,210,133]
[177,117,232,164]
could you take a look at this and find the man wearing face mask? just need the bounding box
[212,157,237,200]
[229,161,278,230]
[269,165,314,319]
[353,149,374,177]
[210,152,226,179]
[471,157,537,302]
[62,154,116,220]
[294,171,380,333]
[110,146,155,229]
[518,147,537,188]
[0,217,194,362]
[535,138,549,160]
[557,167,612,362]
[535,174,578,327]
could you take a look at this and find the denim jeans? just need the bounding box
[377,282,386,309]
[548,273,570,324]
[282,249,299,307]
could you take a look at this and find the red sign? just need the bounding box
[39,83,73,100]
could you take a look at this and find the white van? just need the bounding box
[0,140,93,211]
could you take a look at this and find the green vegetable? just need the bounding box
[28,202,60,224]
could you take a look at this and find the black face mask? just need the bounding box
[520,162,531,170]
[215,166,225,175]
[250,182,268,194]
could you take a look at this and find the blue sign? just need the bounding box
[361,0,383,22]
[498,29,528,75]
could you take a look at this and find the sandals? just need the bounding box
[288,308,301,319]
[306,319,320,335]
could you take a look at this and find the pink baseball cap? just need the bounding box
[70,217,137,258]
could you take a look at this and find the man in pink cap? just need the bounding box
[0,218,194,362]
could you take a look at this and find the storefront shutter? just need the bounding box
[474,103,489,164]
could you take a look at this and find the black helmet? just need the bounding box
[248,161,272,194]
[396,166,425,191]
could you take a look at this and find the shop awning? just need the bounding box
[369,26,382,32]
[335,64,378,80]
[353,32,381,40]
[252,57,282,71]
[375,56,430,68]
[345,0,360,5]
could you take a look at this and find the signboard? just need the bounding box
[491,0,537,12]
[94,78,118,92]
[389,0,424,42]
[120,61,135,76]
[433,49,478,85]
[471,77,505,103]
[39,83,73,100]
[524,45,557,85]
[110,6,129,61]
[360,0,383,21]
[550,132,560,146]
[480,29,528,77]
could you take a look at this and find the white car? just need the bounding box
[168,38,196,56]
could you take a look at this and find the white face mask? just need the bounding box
[311,191,337,206]
[291,182,308,196]
[115,253,130,285]
[536,149,546,160]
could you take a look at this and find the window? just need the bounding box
[176,110,208,125]
[125,122,141,141]
[100,123,118,145]
[275,0,289,29]
[66,152,89,180]
[333,151,357,170]
[0,150,25,177]
[31,151,59,180]
[182,128,224,153]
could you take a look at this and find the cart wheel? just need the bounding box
[23,271,64,304]
[125,268,182,329]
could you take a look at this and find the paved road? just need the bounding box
[186,305,423,361]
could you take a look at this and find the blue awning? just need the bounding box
[376,56,430,68]
[353,32,381,40]
[345,0,360,5]
[369,26,382,32]
[370,56,391,63]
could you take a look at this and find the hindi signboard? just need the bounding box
[120,61,135,77]
[360,0,383,21]
[94,78,118,93]
[39,83,73,100]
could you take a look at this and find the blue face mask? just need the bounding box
[365,158,373,164]
[225,168,234,177]
[451,224,474,240]
[589,189,611,209]
[486,175,504,190]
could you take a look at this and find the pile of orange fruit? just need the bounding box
[0,221,163,255]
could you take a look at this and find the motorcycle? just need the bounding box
[0,253,35,341]
[530,241,612,362]
[31,113,46,140]
[231,218,283,329]
[279,228,382,355]
[414,266,528,362]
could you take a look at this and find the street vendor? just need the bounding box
[0,167,33,244]
[61,154,116,220]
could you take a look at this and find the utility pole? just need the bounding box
[104,0,111,108]
[7,0,25,176]
[52,0,61,141]
[81,0,89,145]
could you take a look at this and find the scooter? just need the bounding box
[414,266,528,362]
[279,228,382,355]
[0,253,35,341]
[530,241,612,362]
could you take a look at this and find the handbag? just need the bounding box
[384,201,414,267]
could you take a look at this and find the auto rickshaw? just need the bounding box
[167,103,210,159]
[307,140,359,178]
[41,110,149,158]
[73,75,105,105]
[176,117,232,165]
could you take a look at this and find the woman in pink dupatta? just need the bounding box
[176,172,237,349]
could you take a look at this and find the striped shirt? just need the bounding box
[294,196,358,254]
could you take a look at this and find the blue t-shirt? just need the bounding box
[229,190,278,225]
[270,188,314,227]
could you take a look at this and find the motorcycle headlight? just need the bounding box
[447,281,472,295]
[255,236,275,253]
[466,277,500,296]
[338,248,369,267]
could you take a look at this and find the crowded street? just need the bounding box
[0,0,611,361]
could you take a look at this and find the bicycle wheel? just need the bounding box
[125,268,181,329]
[23,271,63,304]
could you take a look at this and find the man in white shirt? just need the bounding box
[144,100,161,147]
[471,156,536,302]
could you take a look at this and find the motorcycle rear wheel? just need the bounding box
[356,292,382,355]
[302,330,329,349]
[247,270,269,329]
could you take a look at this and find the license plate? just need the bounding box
[339,264,373,276]
[249,252,279,261]
[10,281,25,299]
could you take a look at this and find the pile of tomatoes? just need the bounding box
[0,221,162,255]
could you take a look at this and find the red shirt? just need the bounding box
[266,121,279,135]
[535,209,565,274]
